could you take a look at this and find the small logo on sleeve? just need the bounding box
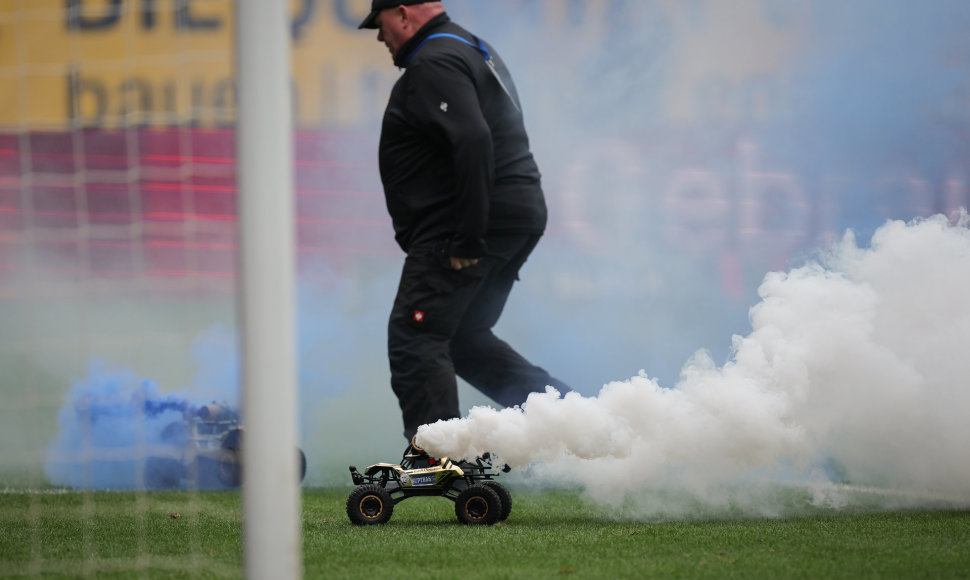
[413,310,425,322]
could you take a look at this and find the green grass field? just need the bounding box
[1,488,968,579]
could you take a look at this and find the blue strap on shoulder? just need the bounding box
[401,33,520,112]
[402,33,490,65]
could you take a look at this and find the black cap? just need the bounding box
[358,0,431,29]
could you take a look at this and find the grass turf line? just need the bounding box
[0,488,968,578]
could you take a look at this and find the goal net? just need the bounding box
[0,0,394,576]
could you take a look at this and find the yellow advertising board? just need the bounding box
[0,0,393,129]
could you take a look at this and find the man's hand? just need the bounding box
[450,256,480,270]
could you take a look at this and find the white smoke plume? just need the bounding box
[416,213,970,513]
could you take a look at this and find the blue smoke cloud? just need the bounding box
[44,274,382,489]
[45,361,199,489]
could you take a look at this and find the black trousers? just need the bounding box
[388,233,571,440]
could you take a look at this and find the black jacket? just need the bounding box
[378,13,547,257]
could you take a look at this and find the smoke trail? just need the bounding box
[45,360,201,489]
[41,274,388,489]
[44,325,243,490]
[417,213,970,514]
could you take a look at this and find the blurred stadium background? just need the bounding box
[1,0,969,490]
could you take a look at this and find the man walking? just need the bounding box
[360,0,571,442]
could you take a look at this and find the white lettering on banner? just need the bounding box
[736,141,810,265]
[661,169,730,257]
[558,140,648,254]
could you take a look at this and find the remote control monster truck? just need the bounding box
[145,403,307,490]
[347,441,512,526]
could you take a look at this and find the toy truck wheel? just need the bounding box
[455,485,501,526]
[145,457,182,489]
[483,481,512,521]
[217,447,241,487]
[347,484,394,525]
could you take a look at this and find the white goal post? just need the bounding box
[235,1,301,578]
